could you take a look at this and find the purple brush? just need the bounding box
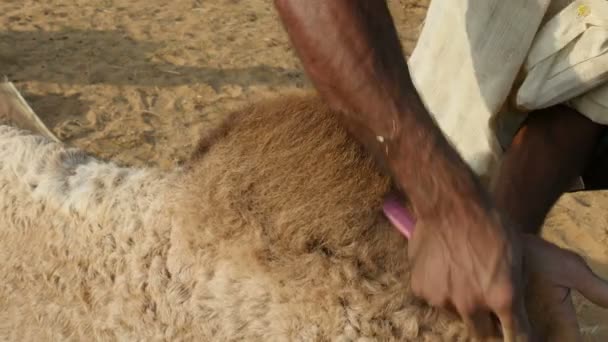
[382,195,415,239]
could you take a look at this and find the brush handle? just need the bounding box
[382,195,415,239]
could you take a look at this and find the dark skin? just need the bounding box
[385,103,608,339]
[491,105,604,235]
[274,0,528,339]
[491,105,608,340]
[385,104,608,339]
[275,0,608,339]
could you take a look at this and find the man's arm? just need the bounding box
[274,1,530,339]
[385,104,608,340]
[492,105,604,234]
[492,105,608,340]
[274,0,488,221]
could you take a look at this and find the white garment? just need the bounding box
[518,0,608,113]
[409,0,608,181]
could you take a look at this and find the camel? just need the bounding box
[0,81,575,341]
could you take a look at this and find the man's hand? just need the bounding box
[274,0,529,338]
[523,235,608,341]
[386,196,608,339]
[410,209,529,339]
[385,196,531,339]
[487,104,607,339]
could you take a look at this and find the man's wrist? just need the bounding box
[388,117,493,224]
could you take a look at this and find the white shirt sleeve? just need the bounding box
[516,0,608,123]
[409,0,552,179]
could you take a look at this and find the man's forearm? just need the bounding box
[491,105,603,234]
[274,0,491,221]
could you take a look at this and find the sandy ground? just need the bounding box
[0,0,606,339]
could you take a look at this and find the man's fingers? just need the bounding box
[496,313,532,342]
[454,295,501,339]
[494,288,533,342]
[467,311,498,339]
[577,271,608,308]
[565,252,608,308]
[527,236,608,308]
[544,292,582,342]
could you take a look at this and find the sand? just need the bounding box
[0,0,605,339]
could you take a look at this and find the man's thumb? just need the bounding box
[564,251,608,308]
